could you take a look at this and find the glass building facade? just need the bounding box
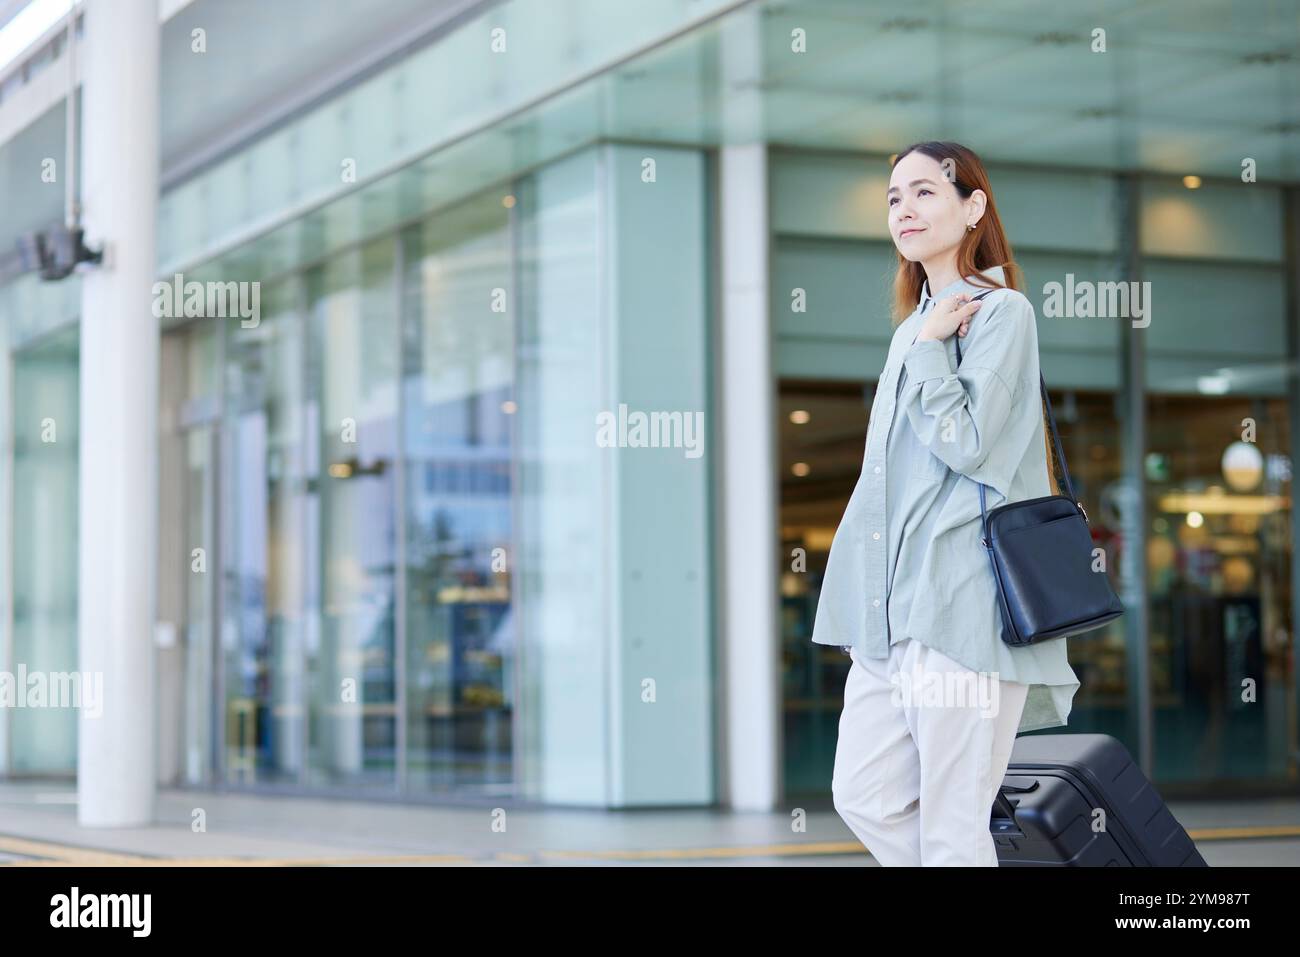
[0,0,1298,806]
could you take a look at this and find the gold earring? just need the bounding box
[967,222,975,231]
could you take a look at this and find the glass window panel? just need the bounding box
[513,150,609,802]
[399,190,513,794]
[1142,260,1287,392]
[1141,180,1284,263]
[9,328,79,773]
[777,381,872,795]
[305,238,399,790]
[183,423,216,786]
[993,168,1118,254]
[1041,390,1129,738]
[1017,249,1125,392]
[772,238,895,343]
[1145,393,1293,782]
[770,151,893,241]
[221,281,309,786]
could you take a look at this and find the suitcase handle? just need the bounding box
[991,781,1038,830]
[990,789,1025,844]
[991,790,1020,824]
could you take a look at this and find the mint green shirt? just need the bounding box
[811,265,1080,734]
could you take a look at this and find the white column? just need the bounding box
[77,0,160,827]
[719,142,780,812]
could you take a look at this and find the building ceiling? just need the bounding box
[158,0,487,176]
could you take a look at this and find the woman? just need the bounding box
[809,141,1081,866]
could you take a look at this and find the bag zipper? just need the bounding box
[982,493,1089,546]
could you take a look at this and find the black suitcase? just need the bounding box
[990,733,1208,866]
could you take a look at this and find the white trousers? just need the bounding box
[832,637,1029,866]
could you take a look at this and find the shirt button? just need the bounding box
[872,599,880,607]
[873,466,881,473]
[872,532,880,540]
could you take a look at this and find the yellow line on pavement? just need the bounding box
[2,824,1297,867]
[0,835,151,866]
[538,840,862,861]
[1187,824,1300,840]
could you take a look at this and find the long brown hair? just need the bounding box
[888,141,1060,496]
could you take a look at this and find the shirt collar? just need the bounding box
[918,264,1007,313]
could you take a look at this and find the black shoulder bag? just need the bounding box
[954,289,1124,647]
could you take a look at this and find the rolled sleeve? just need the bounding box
[902,337,952,383]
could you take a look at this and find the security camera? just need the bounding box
[14,226,102,281]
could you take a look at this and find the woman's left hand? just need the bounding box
[916,293,981,343]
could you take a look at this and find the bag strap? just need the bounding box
[948,288,1082,535]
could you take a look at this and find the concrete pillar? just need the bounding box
[76,0,160,827]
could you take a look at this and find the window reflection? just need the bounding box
[1146,394,1292,782]
[222,283,309,785]
[306,239,400,790]
[399,195,514,793]
[179,187,520,796]
[10,329,79,773]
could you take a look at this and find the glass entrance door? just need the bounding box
[159,188,518,798]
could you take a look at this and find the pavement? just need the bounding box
[0,780,1297,866]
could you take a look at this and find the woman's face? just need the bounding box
[887,151,979,263]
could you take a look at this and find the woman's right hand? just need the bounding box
[916,293,981,343]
